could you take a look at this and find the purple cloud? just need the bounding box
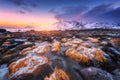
[51,3,120,24]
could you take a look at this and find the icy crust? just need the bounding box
[44,68,70,80]
[8,55,48,77]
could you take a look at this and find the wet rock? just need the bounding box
[113,69,120,80]
[51,58,65,69]
[14,38,27,42]
[0,54,19,64]
[0,43,20,54]
[108,47,120,56]
[80,67,114,80]
[113,69,120,76]
[8,55,52,80]
[15,43,35,50]
[4,48,18,55]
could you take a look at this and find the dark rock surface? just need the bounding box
[0,29,6,33]
[80,67,114,80]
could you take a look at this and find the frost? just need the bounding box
[9,55,48,77]
[20,42,49,55]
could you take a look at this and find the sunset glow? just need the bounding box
[0,9,57,30]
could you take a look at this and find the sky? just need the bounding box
[0,0,120,31]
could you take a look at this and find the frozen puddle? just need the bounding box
[0,64,8,80]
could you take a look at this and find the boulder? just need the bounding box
[8,55,52,80]
[65,47,105,63]
[0,29,6,33]
[80,67,114,80]
[65,48,89,63]
[20,42,49,55]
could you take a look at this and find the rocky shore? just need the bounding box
[0,29,120,80]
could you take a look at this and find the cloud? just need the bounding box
[99,7,120,23]
[7,0,38,13]
[8,0,38,7]
[51,3,120,24]
[17,10,25,14]
[84,4,113,17]
[83,4,120,23]
[8,0,26,6]
[50,5,88,20]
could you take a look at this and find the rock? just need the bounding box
[61,38,67,43]
[15,43,35,50]
[0,29,6,33]
[0,30,120,80]
[113,69,120,80]
[113,69,120,76]
[0,54,19,64]
[108,47,120,56]
[51,41,61,53]
[44,68,70,80]
[109,38,120,49]
[65,47,105,63]
[70,39,83,44]
[2,41,11,46]
[51,58,65,69]
[20,42,49,55]
[0,43,20,54]
[91,48,105,62]
[65,48,89,63]
[8,55,51,80]
[6,43,20,49]
[81,42,90,47]
[4,48,18,55]
[80,67,114,80]
[88,37,99,43]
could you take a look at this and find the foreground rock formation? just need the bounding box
[0,29,120,80]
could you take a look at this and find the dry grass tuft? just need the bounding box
[65,48,89,63]
[91,48,105,62]
[44,68,70,80]
[51,41,61,53]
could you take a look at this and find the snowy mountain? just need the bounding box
[53,20,120,30]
